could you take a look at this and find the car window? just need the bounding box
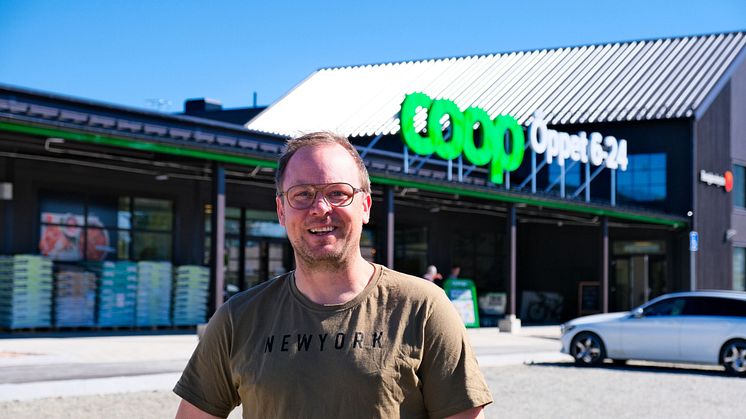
[643,298,685,316]
[682,296,746,317]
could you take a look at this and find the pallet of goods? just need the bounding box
[0,255,53,329]
[54,264,97,327]
[136,261,172,327]
[89,261,137,327]
[173,265,209,326]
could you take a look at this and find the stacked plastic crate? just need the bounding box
[93,261,137,327]
[173,265,210,325]
[136,261,172,327]
[54,264,97,327]
[0,255,53,329]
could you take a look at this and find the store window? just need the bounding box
[451,229,501,291]
[395,226,428,277]
[734,247,746,291]
[360,229,376,263]
[617,153,666,204]
[733,165,745,208]
[39,192,173,261]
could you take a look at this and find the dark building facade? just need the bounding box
[1,31,745,331]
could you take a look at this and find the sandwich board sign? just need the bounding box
[443,278,480,328]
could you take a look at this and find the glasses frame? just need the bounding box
[278,182,365,210]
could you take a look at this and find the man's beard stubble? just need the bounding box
[290,234,355,271]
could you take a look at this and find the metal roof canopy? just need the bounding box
[246,31,746,138]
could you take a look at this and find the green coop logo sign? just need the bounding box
[399,93,629,185]
[399,92,524,184]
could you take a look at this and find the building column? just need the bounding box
[509,204,517,315]
[209,163,225,316]
[601,216,609,313]
[499,203,521,332]
[384,185,395,269]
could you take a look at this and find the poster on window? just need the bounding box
[39,212,112,261]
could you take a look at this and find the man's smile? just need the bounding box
[308,225,336,235]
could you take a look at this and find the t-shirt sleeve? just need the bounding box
[419,291,494,418]
[173,300,240,417]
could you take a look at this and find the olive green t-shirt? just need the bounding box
[174,264,493,418]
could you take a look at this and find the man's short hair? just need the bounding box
[275,131,371,194]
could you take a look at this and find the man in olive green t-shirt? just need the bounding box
[174,132,493,418]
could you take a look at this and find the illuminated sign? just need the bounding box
[700,169,733,192]
[528,111,628,171]
[399,93,629,185]
[400,92,524,184]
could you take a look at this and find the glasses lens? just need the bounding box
[287,185,317,209]
[323,183,355,206]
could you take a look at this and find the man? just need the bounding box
[174,132,493,418]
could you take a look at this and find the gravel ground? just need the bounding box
[1,362,744,418]
[0,390,242,419]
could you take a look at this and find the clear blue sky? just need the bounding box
[1,0,744,112]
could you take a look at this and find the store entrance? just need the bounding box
[207,206,292,298]
[225,237,293,296]
[242,239,292,289]
[610,245,667,312]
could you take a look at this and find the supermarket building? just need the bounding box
[1,30,745,330]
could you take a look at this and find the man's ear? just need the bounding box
[276,196,285,226]
[361,193,372,224]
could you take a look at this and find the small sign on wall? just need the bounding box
[0,182,12,200]
[689,231,699,252]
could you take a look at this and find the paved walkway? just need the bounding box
[0,326,571,401]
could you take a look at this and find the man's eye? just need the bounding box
[328,190,347,198]
[295,191,314,199]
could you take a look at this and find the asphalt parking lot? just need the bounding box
[2,361,744,419]
[1,328,745,418]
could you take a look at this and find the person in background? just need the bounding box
[174,132,492,418]
[448,265,461,280]
[423,264,443,282]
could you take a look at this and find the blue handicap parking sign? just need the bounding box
[689,231,699,252]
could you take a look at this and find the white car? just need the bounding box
[560,291,746,376]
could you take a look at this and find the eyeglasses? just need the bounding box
[278,182,365,210]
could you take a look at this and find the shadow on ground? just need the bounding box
[527,360,732,378]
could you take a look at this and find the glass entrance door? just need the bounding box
[611,255,666,312]
[205,206,290,296]
[244,239,292,289]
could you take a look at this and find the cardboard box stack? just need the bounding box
[173,265,210,325]
[0,255,53,329]
[91,261,137,327]
[136,261,172,326]
[54,264,97,327]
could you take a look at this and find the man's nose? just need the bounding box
[308,192,333,214]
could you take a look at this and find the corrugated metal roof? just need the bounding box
[246,31,746,138]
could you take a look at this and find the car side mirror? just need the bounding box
[632,308,644,319]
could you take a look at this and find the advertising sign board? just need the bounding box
[443,278,480,328]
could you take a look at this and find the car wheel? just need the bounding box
[570,332,606,367]
[721,339,746,377]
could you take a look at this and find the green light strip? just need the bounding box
[1,120,685,228]
[0,120,278,168]
[370,175,687,228]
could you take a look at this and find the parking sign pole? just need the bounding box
[689,231,698,291]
